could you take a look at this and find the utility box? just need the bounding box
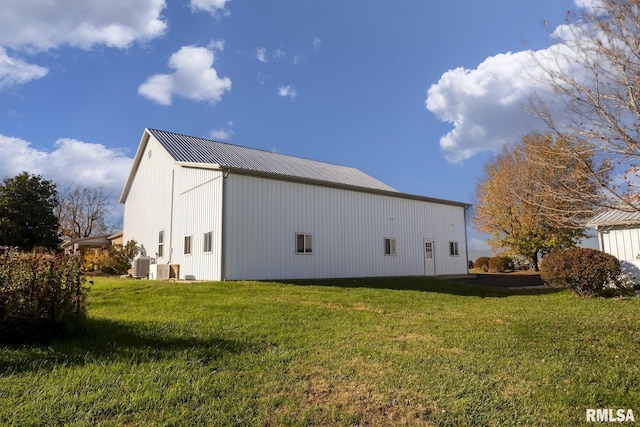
[133,257,151,278]
[156,264,170,280]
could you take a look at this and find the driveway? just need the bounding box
[457,272,545,289]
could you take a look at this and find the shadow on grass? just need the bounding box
[0,317,255,375]
[284,276,562,298]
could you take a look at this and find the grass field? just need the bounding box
[1,276,639,426]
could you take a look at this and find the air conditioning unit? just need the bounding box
[156,264,170,280]
[133,257,150,278]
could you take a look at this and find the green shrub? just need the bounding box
[540,248,627,297]
[102,240,139,275]
[0,251,89,342]
[474,257,490,272]
[488,256,513,272]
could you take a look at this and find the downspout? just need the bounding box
[464,205,471,273]
[220,168,230,281]
[598,225,606,252]
[166,168,175,265]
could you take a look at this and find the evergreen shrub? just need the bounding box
[102,240,139,275]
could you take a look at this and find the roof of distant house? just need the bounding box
[61,234,111,248]
[589,205,640,227]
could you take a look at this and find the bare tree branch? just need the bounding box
[56,184,109,241]
[531,0,640,212]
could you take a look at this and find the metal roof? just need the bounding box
[120,128,471,207]
[589,206,640,227]
[148,128,398,192]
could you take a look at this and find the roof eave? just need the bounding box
[180,164,471,208]
[591,221,640,228]
[120,129,177,204]
[119,129,152,204]
[123,128,471,209]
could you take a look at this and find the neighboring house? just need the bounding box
[589,207,640,276]
[62,234,111,257]
[120,128,471,281]
[108,231,123,247]
[62,232,123,271]
[62,233,119,271]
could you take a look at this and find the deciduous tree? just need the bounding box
[473,133,598,270]
[56,185,110,241]
[0,172,60,250]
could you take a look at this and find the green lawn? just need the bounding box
[1,276,639,426]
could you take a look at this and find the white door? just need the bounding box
[424,239,435,276]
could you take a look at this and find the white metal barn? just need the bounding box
[590,207,640,274]
[120,128,471,281]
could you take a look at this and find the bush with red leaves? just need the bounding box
[540,248,629,297]
[0,251,89,342]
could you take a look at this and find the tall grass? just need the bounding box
[1,276,639,425]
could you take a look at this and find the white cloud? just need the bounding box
[256,47,267,63]
[0,0,167,89]
[138,45,231,105]
[208,39,226,51]
[138,74,173,105]
[0,47,48,89]
[573,0,607,13]
[0,134,133,216]
[274,48,285,59]
[426,50,549,163]
[190,0,231,16]
[209,121,234,140]
[313,37,322,50]
[209,129,234,140]
[425,8,611,163]
[278,84,297,99]
[0,0,167,51]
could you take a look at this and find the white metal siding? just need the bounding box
[600,226,640,262]
[223,174,468,280]
[170,167,224,281]
[122,137,176,266]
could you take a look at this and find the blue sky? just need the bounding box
[1,0,593,252]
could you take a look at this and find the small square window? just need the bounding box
[203,231,213,253]
[296,233,313,254]
[384,238,397,256]
[184,235,192,255]
[449,241,459,257]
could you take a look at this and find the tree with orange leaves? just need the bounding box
[473,133,604,270]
